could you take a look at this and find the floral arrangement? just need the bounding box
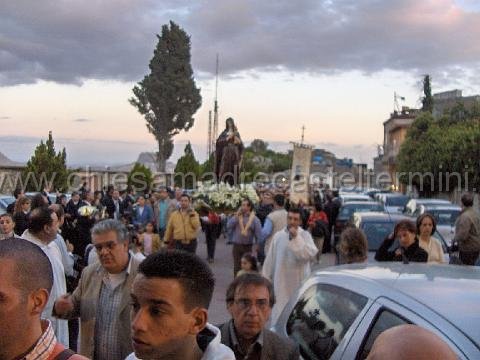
[192,182,259,213]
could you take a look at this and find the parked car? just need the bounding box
[0,195,15,215]
[403,198,451,217]
[339,194,372,204]
[273,263,480,359]
[381,194,410,215]
[333,202,385,243]
[352,212,449,262]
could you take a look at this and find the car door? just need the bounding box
[341,297,477,359]
[280,282,372,359]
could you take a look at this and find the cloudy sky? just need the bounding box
[1,0,479,166]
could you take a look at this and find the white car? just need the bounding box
[273,263,480,359]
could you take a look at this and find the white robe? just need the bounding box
[262,226,318,325]
[22,230,69,347]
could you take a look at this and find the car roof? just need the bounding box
[313,263,480,344]
[341,201,383,207]
[412,198,451,204]
[423,204,461,211]
[355,212,407,222]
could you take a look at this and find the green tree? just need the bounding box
[199,153,215,174]
[421,74,434,113]
[129,21,202,172]
[22,131,69,191]
[127,163,154,193]
[249,139,269,154]
[397,112,480,195]
[174,142,200,188]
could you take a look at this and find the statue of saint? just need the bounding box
[215,117,244,185]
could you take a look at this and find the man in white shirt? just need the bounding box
[21,206,69,347]
[262,207,318,325]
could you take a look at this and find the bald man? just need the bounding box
[367,324,457,360]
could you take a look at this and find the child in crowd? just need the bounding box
[236,252,259,277]
[138,222,161,256]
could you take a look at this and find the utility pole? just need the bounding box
[213,53,219,153]
[207,110,212,157]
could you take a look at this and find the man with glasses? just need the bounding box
[219,273,298,359]
[53,219,142,359]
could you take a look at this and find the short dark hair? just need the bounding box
[28,207,54,234]
[394,219,416,236]
[288,207,302,217]
[461,193,474,207]
[314,202,324,212]
[273,194,285,207]
[417,213,437,235]
[180,193,191,201]
[30,193,48,211]
[0,238,53,295]
[0,213,14,222]
[139,250,215,310]
[226,273,275,307]
[13,187,23,199]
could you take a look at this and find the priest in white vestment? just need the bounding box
[262,207,318,325]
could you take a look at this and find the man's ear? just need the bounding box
[30,288,49,316]
[189,307,208,335]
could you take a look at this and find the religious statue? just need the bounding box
[215,117,244,185]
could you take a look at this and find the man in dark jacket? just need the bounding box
[453,193,480,265]
[375,220,428,263]
[219,273,299,360]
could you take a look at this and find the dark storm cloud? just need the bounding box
[1,0,479,86]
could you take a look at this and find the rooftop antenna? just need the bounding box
[301,125,306,145]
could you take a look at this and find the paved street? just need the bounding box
[196,232,337,325]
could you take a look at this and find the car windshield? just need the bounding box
[361,221,395,251]
[385,196,409,207]
[429,209,460,226]
[339,204,383,219]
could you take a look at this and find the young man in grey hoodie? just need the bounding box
[125,250,234,360]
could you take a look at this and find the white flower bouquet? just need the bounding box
[193,182,259,213]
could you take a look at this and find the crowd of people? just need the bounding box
[0,183,477,359]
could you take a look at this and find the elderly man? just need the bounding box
[164,193,201,253]
[21,206,69,347]
[219,273,298,360]
[0,238,87,359]
[126,250,234,360]
[454,192,480,265]
[54,219,142,359]
[262,207,318,325]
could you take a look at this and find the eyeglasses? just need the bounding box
[94,241,119,252]
[234,298,270,311]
